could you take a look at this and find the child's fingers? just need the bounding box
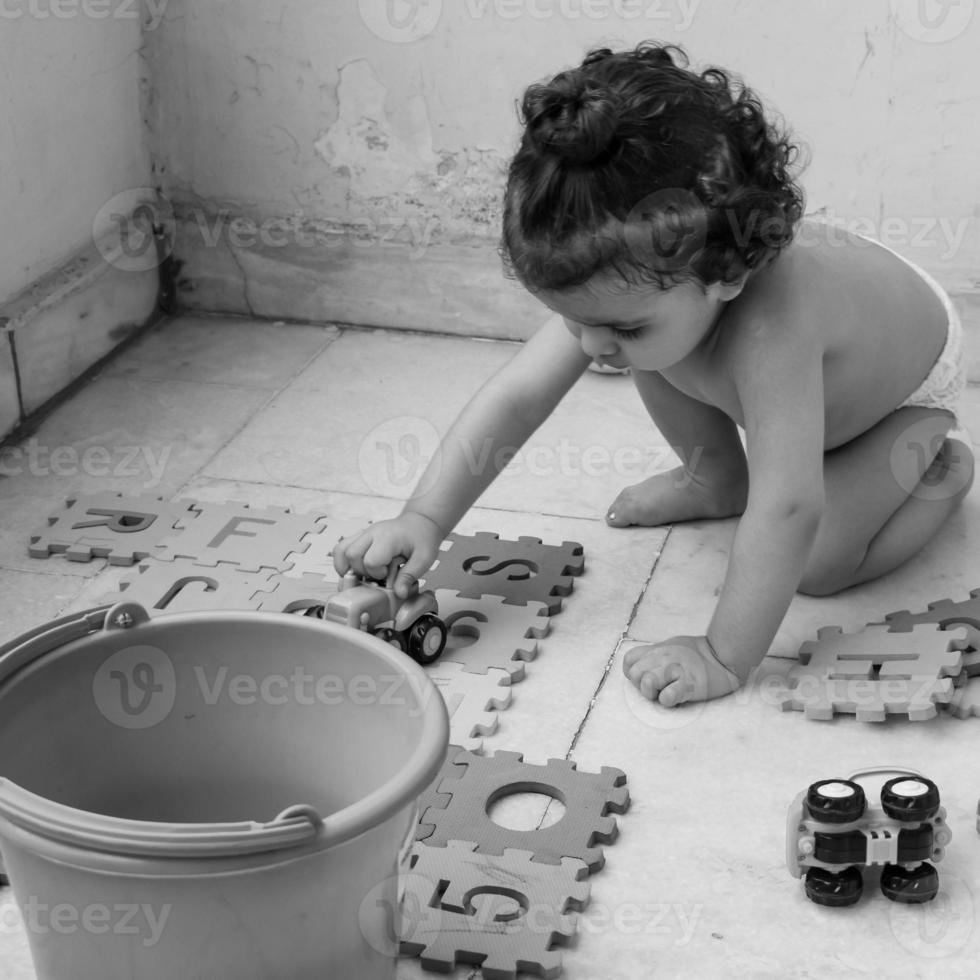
[394,549,434,599]
[334,529,373,576]
[621,639,652,672]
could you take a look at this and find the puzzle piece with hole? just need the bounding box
[418,749,629,873]
[779,624,967,722]
[28,493,196,565]
[426,662,513,753]
[400,840,590,980]
[421,533,584,614]
[880,590,980,661]
[104,559,275,614]
[435,591,550,681]
[154,502,324,572]
[252,572,338,614]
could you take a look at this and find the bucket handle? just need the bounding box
[0,780,327,858]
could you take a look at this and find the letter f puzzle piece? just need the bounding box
[779,624,967,721]
[400,841,590,980]
[28,493,197,565]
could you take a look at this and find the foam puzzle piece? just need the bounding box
[155,502,324,572]
[252,572,338,614]
[106,559,275,614]
[416,744,468,843]
[400,840,590,980]
[421,533,584,615]
[779,625,967,722]
[427,662,513,753]
[28,493,196,565]
[282,516,371,581]
[418,749,629,873]
[435,591,550,681]
[944,680,980,719]
[881,590,980,663]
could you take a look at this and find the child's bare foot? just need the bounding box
[623,635,742,707]
[606,466,747,527]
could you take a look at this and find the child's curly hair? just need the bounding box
[501,43,805,292]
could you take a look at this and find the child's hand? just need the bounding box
[333,512,444,599]
[623,635,742,707]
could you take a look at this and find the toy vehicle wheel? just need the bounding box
[406,614,447,666]
[880,862,939,904]
[376,627,407,653]
[805,779,866,823]
[880,776,940,822]
[804,866,863,907]
[301,605,325,619]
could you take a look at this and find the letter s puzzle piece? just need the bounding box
[779,624,966,721]
[421,533,584,615]
[28,493,196,565]
[400,841,590,980]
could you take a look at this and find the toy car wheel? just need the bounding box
[805,779,866,823]
[880,862,939,904]
[301,605,325,619]
[880,776,940,822]
[406,614,447,666]
[804,866,863,907]
[376,627,407,653]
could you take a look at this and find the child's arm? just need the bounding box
[627,316,826,703]
[335,315,592,593]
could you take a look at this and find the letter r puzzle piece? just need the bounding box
[28,493,196,565]
[421,533,584,614]
[779,624,967,721]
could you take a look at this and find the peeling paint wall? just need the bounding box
[144,0,979,332]
[0,11,150,303]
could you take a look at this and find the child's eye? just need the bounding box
[610,325,644,341]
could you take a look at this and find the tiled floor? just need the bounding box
[2,313,980,978]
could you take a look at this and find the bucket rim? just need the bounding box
[0,606,449,859]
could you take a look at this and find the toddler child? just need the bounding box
[334,43,973,707]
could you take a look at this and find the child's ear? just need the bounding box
[712,275,749,302]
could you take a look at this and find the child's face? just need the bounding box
[539,274,735,372]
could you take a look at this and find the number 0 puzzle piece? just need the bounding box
[435,591,550,681]
[421,533,584,614]
[154,502,325,572]
[28,493,196,565]
[419,749,629,873]
[400,841,590,980]
[779,624,967,722]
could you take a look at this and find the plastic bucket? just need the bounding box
[0,601,449,980]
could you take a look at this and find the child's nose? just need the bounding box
[580,327,617,358]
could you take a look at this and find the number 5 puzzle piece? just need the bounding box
[29,493,196,565]
[421,533,584,614]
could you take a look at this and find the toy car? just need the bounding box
[306,565,447,666]
[786,767,951,907]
